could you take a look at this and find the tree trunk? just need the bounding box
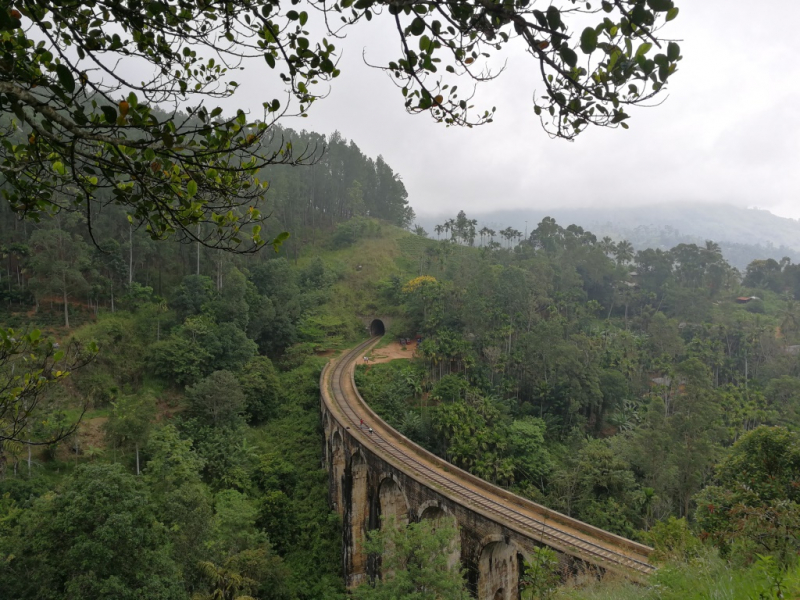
[129,223,134,284]
[135,442,140,475]
[196,223,201,276]
[63,286,69,328]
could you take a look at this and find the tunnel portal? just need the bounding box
[369,319,385,336]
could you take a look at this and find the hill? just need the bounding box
[415,203,800,270]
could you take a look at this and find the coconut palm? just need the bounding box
[615,240,634,265]
[600,236,617,256]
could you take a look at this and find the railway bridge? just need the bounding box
[320,337,654,598]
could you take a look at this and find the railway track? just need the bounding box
[322,336,656,580]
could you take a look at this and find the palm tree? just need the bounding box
[434,224,444,241]
[600,236,616,256]
[479,226,490,247]
[467,219,478,246]
[446,218,456,242]
[615,240,634,265]
[705,240,721,255]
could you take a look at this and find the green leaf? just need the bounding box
[546,6,562,30]
[265,52,276,68]
[559,47,578,68]
[271,231,290,251]
[667,41,680,61]
[101,105,117,123]
[607,49,621,71]
[532,10,548,29]
[580,27,597,54]
[646,0,674,11]
[666,7,679,21]
[635,43,653,57]
[187,180,198,197]
[409,17,425,36]
[55,64,76,93]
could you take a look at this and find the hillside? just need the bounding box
[415,203,800,270]
[3,210,800,599]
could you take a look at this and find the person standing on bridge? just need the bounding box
[368,428,373,435]
[360,418,364,427]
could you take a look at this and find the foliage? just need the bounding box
[354,518,468,600]
[521,547,561,600]
[0,326,95,445]
[0,463,185,600]
[556,551,800,600]
[695,426,800,565]
[0,1,682,261]
[185,370,246,428]
[646,517,702,563]
[237,356,282,424]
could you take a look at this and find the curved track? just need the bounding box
[322,337,656,580]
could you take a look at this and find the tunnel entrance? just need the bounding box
[369,319,385,336]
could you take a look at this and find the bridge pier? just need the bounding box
[320,343,654,597]
[323,403,535,598]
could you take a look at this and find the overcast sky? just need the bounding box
[227,1,800,220]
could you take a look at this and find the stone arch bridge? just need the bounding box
[321,337,654,598]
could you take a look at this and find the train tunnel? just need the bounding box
[369,319,385,336]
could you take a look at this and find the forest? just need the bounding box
[5,0,797,598]
[0,133,412,600]
[3,149,800,599]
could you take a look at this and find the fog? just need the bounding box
[227,1,800,220]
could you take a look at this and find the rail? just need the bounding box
[321,336,656,580]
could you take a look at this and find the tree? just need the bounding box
[614,240,634,266]
[237,357,282,424]
[0,463,185,600]
[353,518,468,600]
[143,425,214,591]
[186,371,246,428]
[104,393,157,474]
[28,224,90,328]
[695,426,800,564]
[1,1,682,252]
[507,417,552,485]
[0,327,94,447]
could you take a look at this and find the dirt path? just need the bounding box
[367,340,416,364]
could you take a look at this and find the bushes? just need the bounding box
[328,217,382,249]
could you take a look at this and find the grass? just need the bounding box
[556,553,800,600]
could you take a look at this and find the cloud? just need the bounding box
[227,1,800,218]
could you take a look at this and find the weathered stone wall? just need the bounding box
[321,402,565,599]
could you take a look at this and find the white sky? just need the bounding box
[225,1,800,220]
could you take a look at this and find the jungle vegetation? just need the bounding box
[3,168,800,597]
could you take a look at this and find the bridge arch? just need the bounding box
[418,501,461,570]
[369,319,385,336]
[478,535,520,600]
[378,474,409,527]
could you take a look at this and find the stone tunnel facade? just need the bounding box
[321,403,562,599]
